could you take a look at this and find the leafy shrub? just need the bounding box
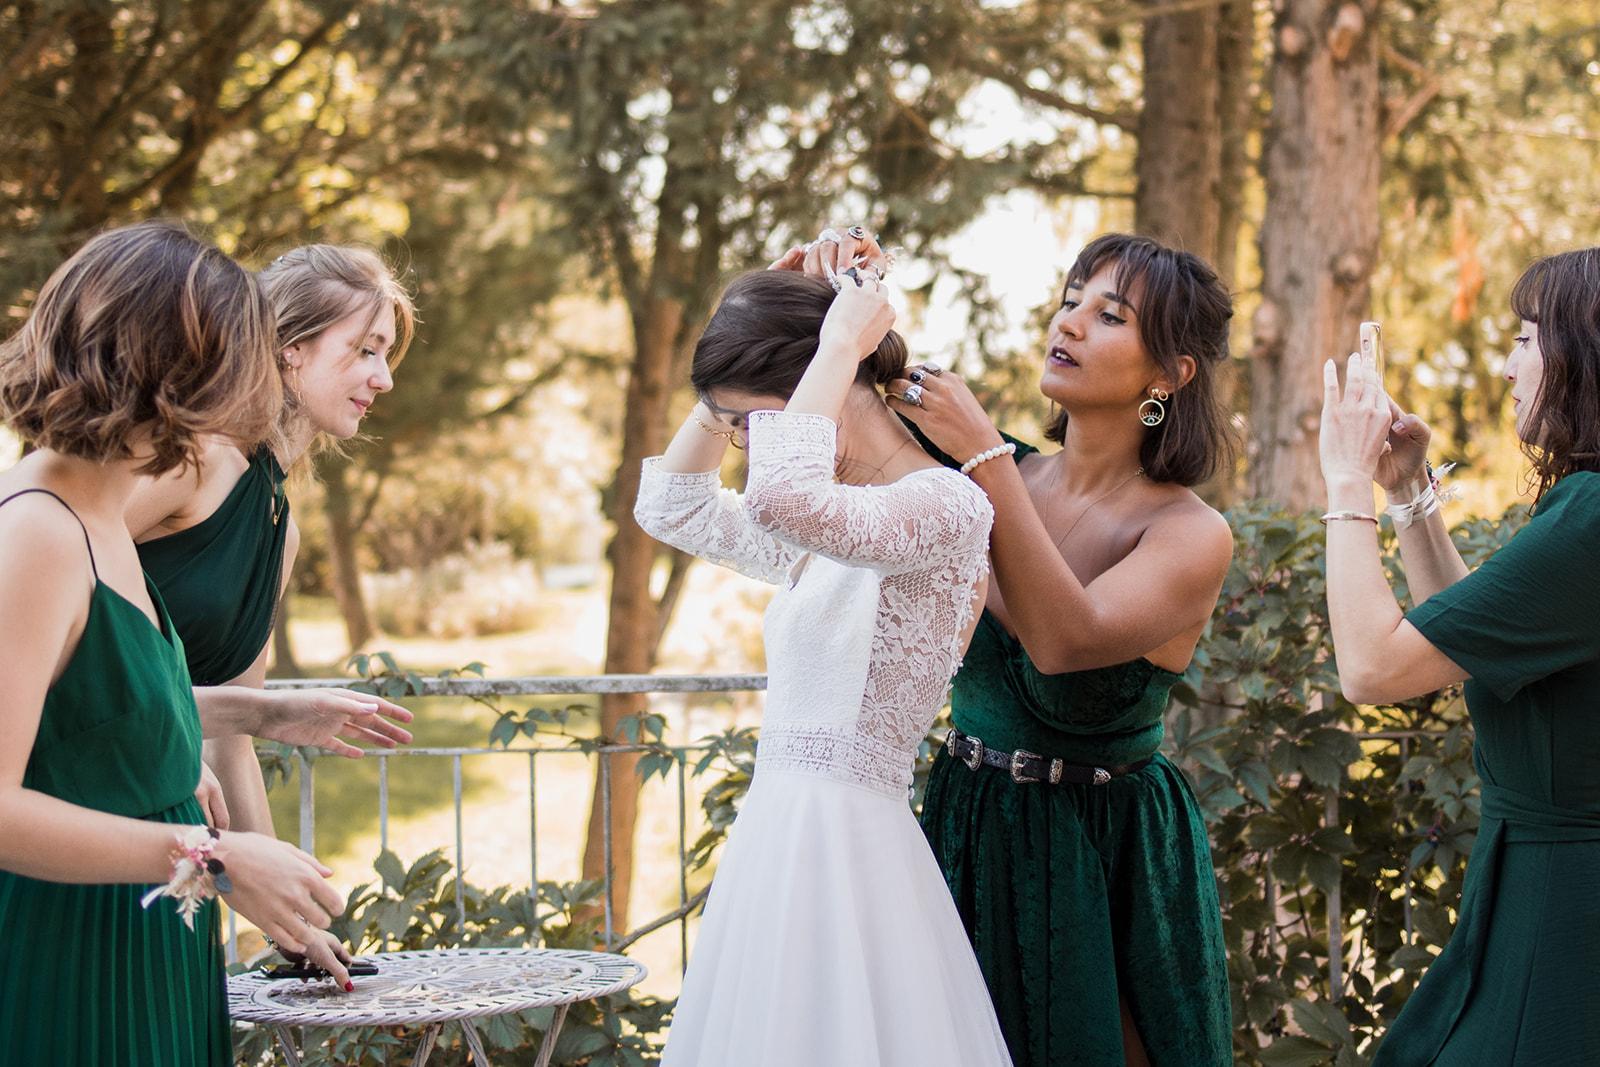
[365,540,544,638]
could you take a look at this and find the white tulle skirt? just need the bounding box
[662,769,1013,1067]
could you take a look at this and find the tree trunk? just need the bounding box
[1250,0,1380,509]
[580,297,686,936]
[270,597,302,678]
[1135,1,1223,263]
[319,456,375,652]
[1215,0,1256,293]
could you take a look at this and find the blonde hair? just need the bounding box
[259,244,416,456]
[0,220,280,475]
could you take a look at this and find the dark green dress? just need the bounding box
[0,490,230,1065]
[1376,471,1600,1066]
[137,445,289,685]
[918,438,1232,1067]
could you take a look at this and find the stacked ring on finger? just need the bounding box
[909,368,926,384]
[847,225,867,240]
[902,384,925,407]
[920,361,944,376]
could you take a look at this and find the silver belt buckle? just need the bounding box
[1092,767,1112,785]
[960,732,984,772]
[1010,748,1042,784]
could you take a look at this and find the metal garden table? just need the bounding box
[227,947,647,1066]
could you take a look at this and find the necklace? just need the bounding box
[838,436,916,486]
[1044,460,1145,553]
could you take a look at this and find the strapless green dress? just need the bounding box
[0,490,231,1065]
[137,445,289,685]
[917,437,1231,1067]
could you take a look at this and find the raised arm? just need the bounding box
[634,403,800,584]
[742,411,992,572]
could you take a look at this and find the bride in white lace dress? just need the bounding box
[634,255,1013,1066]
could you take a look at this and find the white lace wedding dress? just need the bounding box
[635,410,1013,1067]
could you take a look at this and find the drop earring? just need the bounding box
[1138,388,1169,427]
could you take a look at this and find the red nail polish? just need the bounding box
[345,981,355,992]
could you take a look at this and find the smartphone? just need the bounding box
[1359,321,1384,377]
[265,961,380,981]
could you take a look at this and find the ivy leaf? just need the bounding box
[1289,998,1352,1046]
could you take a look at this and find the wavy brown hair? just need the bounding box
[1510,247,1600,501]
[258,243,416,458]
[691,271,908,399]
[0,220,280,475]
[1044,233,1234,486]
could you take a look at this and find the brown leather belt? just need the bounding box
[944,728,1153,786]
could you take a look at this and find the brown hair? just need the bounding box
[258,244,416,454]
[1044,233,1234,486]
[0,220,280,475]
[691,271,907,399]
[1510,247,1600,501]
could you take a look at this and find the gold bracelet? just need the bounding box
[1320,510,1378,525]
[692,412,743,449]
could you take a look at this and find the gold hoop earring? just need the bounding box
[1138,388,1169,428]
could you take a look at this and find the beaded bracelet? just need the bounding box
[960,442,1017,476]
[140,825,232,930]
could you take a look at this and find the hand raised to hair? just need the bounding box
[818,272,895,361]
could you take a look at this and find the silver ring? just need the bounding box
[840,266,862,287]
[847,225,867,240]
[921,362,944,377]
[909,368,925,384]
[816,227,844,245]
[902,384,925,407]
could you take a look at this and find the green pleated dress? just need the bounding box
[0,490,230,1066]
[1374,471,1600,1066]
[917,436,1231,1067]
[137,445,289,686]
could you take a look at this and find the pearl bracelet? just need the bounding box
[960,442,1016,476]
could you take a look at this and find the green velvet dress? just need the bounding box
[1375,471,1600,1066]
[917,437,1232,1067]
[0,491,230,1065]
[137,445,289,686]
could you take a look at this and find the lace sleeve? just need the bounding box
[632,458,799,584]
[743,410,994,574]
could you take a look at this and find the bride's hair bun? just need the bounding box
[691,271,907,401]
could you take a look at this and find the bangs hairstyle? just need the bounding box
[1045,233,1234,486]
[691,271,908,400]
[1510,247,1600,501]
[259,244,416,454]
[0,220,280,475]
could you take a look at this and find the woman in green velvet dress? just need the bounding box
[876,233,1237,1066]
[126,243,418,982]
[1321,247,1600,1065]
[0,221,352,1065]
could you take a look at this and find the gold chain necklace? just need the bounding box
[1044,461,1145,554]
[838,436,916,486]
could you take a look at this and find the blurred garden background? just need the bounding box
[3,0,1598,1062]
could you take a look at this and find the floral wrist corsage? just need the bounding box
[140,825,233,930]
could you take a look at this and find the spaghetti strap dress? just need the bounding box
[0,489,230,1065]
[137,445,290,685]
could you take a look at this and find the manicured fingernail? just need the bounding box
[345,981,355,992]
[1393,421,1405,432]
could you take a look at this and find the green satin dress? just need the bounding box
[137,445,289,685]
[0,490,230,1065]
[918,437,1231,1067]
[1375,471,1600,1066]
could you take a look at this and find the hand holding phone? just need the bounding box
[1359,321,1384,378]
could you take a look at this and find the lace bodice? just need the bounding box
[635,410,994,799]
